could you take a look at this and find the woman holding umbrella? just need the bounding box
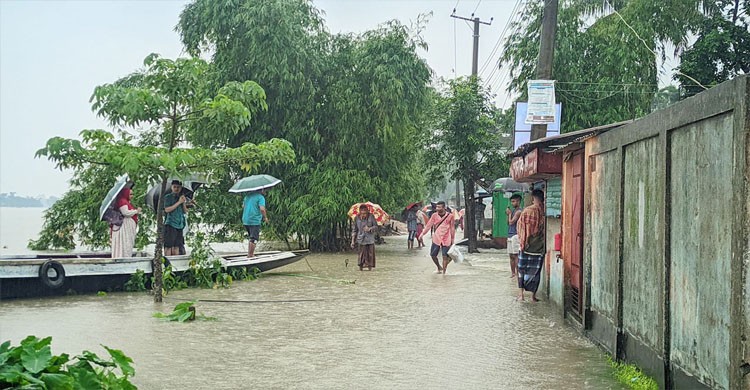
[111,188,141,258]
[351,204,377,271]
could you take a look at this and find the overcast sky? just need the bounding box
[0,0,676,197]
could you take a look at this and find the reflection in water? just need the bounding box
[0,235,623,389]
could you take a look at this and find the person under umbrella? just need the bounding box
[230,175,281,258]
[111,187,141,258]
[351,204,377,271]
[163,180,191,256]
[242,189,269,258]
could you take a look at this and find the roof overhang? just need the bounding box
[508,120,633,158]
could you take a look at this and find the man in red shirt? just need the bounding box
[418,201,456,274]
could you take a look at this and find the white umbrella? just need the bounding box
[228,174,281,193]
[99,174,133,220]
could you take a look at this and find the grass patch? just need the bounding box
[608,356,659,390]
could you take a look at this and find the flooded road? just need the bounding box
[0,235,623,389]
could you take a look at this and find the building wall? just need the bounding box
[622,136,664,366]
[586,149,620,354]
[669,113,735,389]
[544,217,563,312]
[581,76,749,389]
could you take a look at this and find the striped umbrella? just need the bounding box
[347,202,390,226]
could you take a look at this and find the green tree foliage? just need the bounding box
[500,0,706,131]
[34,55,295,302]
[178,0,433,250]
[677,0,750,97]
[427,77,507,252]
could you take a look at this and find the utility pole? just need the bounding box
[450,10,492,251]
[530,0,559,141]
[450,11,493,77]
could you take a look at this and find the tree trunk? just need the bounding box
[464,176,478,253]
[152,178,167,303]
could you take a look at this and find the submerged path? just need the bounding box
[0,235,624,389]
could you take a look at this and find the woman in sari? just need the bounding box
[111,188,141,258]
[351,204,377,271]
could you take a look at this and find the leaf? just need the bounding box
[0,364,24,384]
[41,373,74,390]
[103,346,135,377]
[21,344,52,374]
[68,366,101,390]
[76,350,115,368]
[0,340,10,354]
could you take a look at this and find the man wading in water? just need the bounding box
[352,204,377,271]
[418,201,455,274]
[517,189,545,302]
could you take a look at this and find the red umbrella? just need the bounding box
[404,202,422,211]
[348,202,390,226]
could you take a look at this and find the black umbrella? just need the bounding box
[146,179,205,212]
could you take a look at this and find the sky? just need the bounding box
[0,0,678,197]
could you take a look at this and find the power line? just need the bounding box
[473,0,483,14]
[603,0,707,91]
[479,0,524,78]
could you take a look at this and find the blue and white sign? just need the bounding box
[526,80,557,124]
[513,102,562,150]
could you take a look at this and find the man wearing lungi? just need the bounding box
[517,189,545,301]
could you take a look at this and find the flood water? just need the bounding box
[0,235,624,389]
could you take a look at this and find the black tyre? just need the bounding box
[38,260,65,289]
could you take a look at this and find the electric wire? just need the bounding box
[478,0,524,78]
[473,0,483,14]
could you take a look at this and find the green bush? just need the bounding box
[0,336,136,389]
[123,270,147,292]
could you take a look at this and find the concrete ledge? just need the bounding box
[621,332,666,389]
[587,310,617,355]
[672,363,711,390]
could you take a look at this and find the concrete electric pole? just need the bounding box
[450,10,492,250]
[530,0,559,141]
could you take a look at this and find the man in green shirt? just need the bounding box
[163,180,190,256]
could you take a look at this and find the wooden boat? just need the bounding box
[0,250,309,300]
[220,250,310,273]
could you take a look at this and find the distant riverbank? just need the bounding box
[0,193,58,208]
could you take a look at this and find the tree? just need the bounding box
[35,54,295,302]
[677,0,750,97]
[499,0,707,132]
[427,77,508,253]
[178,0,433,250]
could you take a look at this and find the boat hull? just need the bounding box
[0,250,309,300]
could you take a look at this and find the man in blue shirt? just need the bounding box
[242,189,269,258]
[163,180,191,256]
[506,194,523,278]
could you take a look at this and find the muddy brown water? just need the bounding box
[0,235,624,389]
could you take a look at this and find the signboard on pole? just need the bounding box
[525,80,556,124]
[513,102,561,150]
